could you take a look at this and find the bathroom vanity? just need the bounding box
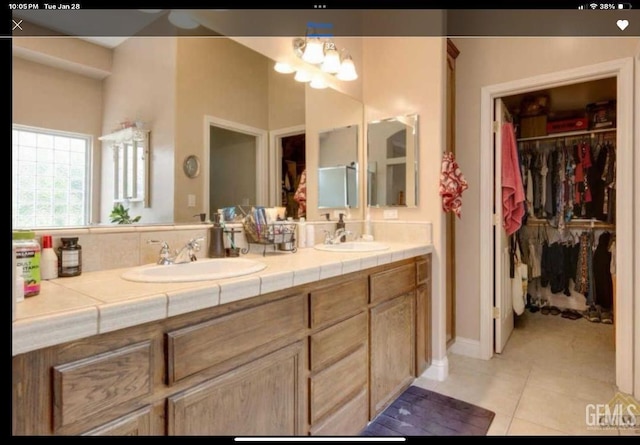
[12,245,431,436]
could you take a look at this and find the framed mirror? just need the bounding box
[318,125,359,209]
[99,127,150,207]
[367,114,419,207]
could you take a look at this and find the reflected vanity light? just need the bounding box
[310,76,328,89]
[294,70,313,82]
[274,62,295,74]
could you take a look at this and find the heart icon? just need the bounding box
[617,19,629,31]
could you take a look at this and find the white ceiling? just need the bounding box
[12,9,165,48]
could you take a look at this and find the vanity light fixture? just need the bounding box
[274,32,358,83]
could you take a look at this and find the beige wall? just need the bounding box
[362,37,447,362]
[452,37,640,341]
[102,37,177,225]
[174,37,270,222]
[267,64,305,130]
[12,56,104,223]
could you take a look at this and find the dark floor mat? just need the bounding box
[360,385,495,436]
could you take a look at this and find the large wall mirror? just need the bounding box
[367,114,419,207]
[318,125,358,209]
[12,29,365,228]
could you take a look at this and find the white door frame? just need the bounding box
[634,42,640,401]
[479,58,634,395]
[203,115,268,215]
[268,125,305,207]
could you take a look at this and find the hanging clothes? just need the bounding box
[293,169,307,218]
[593,231,613,309]
[502,122,525,235]
[439,152,469,218]
[575,231,595,306]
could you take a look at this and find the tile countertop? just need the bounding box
[12,242,433,356]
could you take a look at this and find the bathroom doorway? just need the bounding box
[203,115,268,219]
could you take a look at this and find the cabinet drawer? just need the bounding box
[53,341,153,430]
[310,277,368,329]
[167,294,307,383]
[82,406,153,436]
[310,311,367,372]
[416,254,431,285]
[310,388,368,436]
[370,263,416,304]
[309,344,367,424]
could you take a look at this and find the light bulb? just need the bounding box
[336,56,358,81]
[168,11,199,29]
[294,70,312,82]
[302,38,324,64]
[321,43,341,73]
[310,76,328,89]
[274,62,295,74]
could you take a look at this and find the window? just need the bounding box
[12,125,91,228]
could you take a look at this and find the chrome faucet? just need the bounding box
[323,228,353,245]
[148,237,204,265]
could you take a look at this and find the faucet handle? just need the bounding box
[147,239,172,264]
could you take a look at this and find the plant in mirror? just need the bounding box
[367,114,419,208]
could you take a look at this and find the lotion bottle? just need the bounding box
[209,211,226,258]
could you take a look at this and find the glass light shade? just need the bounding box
[274,62,295,74]
[336,57,358,81]
[310,76,328,89]
[294,70,313,82]
[321,48,341,73]
[168,11,199,29]
[302,38,324,64]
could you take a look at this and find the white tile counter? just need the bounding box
[12,242,433,356]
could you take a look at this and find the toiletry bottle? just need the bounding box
[13,230,41,297]
[297,217,306,248]
[58,237,82,277]
[40,235,59,280]
[209,211,226,258]
[337,213,346,242]
[306,223,315,248]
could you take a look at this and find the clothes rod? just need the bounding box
[517,127,616,143]
[524,218,615,230]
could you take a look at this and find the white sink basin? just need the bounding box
[314,241,390,253]
[121,258,267,283]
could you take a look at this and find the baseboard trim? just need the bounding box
[449,337,482,359]
[420,357,449,381]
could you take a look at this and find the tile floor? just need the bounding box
[414,310,640,436]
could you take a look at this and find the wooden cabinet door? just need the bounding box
[369,293,415,418]
[167,341,306,436]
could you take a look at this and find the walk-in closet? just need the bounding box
[499,77,617,356]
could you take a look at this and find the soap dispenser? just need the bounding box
[209,211,226,258]
[337,213,346,242]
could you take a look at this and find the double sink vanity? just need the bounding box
[12,237,432,436]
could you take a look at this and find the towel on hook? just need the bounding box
[439,152,469,218]
[502,122,526,235]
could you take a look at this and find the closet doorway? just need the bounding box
[269,125,305,217]
[479,58,634,395]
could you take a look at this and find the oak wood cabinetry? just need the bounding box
[12,255,431,436]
